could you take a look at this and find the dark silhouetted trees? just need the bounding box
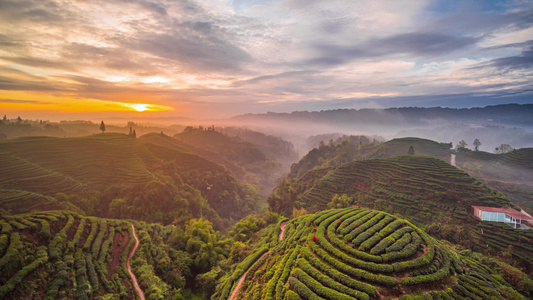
[495,144,514,154]
[473,138,481,151]
[408,145,415,155]
[99,121,106,133]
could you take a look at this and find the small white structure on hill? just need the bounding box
[472,206,533,229]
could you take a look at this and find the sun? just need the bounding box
[128,104,150,112]
[118,102,173,112]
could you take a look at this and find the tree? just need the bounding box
[456,140,468,152]
[495,144,514,154]
[473,138,481,151]
[2,115,6,122]
[132,129,136,138]
[100,121,106,133]
[327,194,353,209]
[407,145,415,155]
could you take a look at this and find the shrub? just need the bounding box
[340,211,376,236]
[308,235,398,286]
[297,258,369,300]
[0,232,22,275]
[44,261,68,300]
[266,248,294,297]
[385,231,412,253]
[353,215,394,248]
[92,219,107,257]
[288,277,323,300]
[326,220,382,263]
[68,218,86,253]
[300,247,376,297]
[314,227,393,273]
[285,290,301,300]
[371,227,413,256]
[275,246,301,299]
[86,254,98,295]
[292,268,360,300]
[0,246,48,298]
[82,217,99,251]
[35,218,51,243]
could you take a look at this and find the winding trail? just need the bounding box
[127,224,145,300]
[229,222,287,300]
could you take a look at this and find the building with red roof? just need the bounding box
[472,206,533,229]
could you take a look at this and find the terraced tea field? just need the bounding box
[216,208,526,299]
[0,134,226,193]
[0,133,258,223]
[0,210,185,299]
[269,155,533,272]
[364,137,453,162]
[456,148,533,214]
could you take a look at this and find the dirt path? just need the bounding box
[279,222,287,241]
[229,222,287,300]
[451,154,456,167]
[127,224,145,300]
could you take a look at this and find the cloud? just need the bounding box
[0,0,532,119]
[0,99,56,105]
[123,22,252,73]
[1,56,77,72]
[468,42,533,72]
[307,32,479,66]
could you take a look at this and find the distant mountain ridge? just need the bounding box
[232,103,533,126]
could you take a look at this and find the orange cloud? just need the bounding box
[0,91,174,113]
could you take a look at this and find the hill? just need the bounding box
[0,210,241,299]
[0,133,261,229]
[290,137,452,178]
[290,136,533,216]
[174,127,287,196]
[217,126,299,165]
[456,148,533,214]
[269,155,533,272]
[214,207,531,299]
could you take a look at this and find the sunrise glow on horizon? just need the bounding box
[1,0,532,120]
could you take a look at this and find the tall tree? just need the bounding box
[100,121,106,133]
[408,145,415,155]
[473,138,481,151]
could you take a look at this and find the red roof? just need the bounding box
[472,206,533,221]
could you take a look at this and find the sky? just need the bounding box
[0,0,532,120]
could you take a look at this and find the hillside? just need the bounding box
[289,135,382,178]
[174,127,286,196]
[269,155,533,272]
[456,148,533,214]
[290,137,452,179]
[0,133,261,228]
[0,210,241,299]
[290,136,533,216]
[217,126,299,165]
[214,207,531,299]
